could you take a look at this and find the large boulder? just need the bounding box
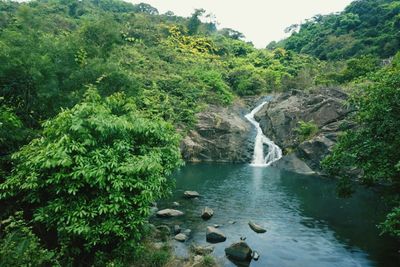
[206,226,226,243]
[156,209,184,218]
[181,100,253,163]
[225,241,253,261]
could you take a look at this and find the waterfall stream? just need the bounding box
[245,101,282,167]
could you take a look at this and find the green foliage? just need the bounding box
[295,120,319,142]
[322,52,400,237]
[0,212,58,266]
[281,0,400,60]
[0,87,183,262]
[201,255,217,267]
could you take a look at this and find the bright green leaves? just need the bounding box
[0,87,183,258]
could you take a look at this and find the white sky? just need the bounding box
[127,0,353,48]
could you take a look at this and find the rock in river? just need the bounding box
[248,221,266,233]
[201,207,214,220]
[206,226,226,243]
[156,209,184,218]
[192,244,214,255]
[174,233,188,242]
[184,191,200,198]
[225,241,253,261]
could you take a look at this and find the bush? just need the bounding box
[295,120,318,142]
[0,87,183,263]
[0,212,58,266]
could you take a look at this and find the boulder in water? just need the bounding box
[225,241,253,261]
[156,209,184,218]
[184,191,200,198]
[248,221,266,233]
[206,226,226,243]
[174,233,188,242]
[174,225,181,234]
[201,207,214,220]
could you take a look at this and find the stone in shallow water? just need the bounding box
[192,244,214,255]
[156,209,184,218]
[248,221,267,233]
[252,250,260,261]
[184,190,200,198]
[206,226,226,243]
[225,241,253,261]
[174,233,188,242]
[201,207,214,220]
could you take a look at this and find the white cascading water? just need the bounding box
[245,101,283,167]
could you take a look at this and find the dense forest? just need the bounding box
[0,0,399,266]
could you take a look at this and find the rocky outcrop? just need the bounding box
[181,100,253,163]
[255,88,355,172]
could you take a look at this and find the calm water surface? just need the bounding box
[154,163,399,267]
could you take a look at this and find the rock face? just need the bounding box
[181,100,253,163]
[156,209,184,218]
[201,207,214,220]
[255,88,354,172]
[225,241,253,261]
[248,221,266,233]
[206,226,226,243]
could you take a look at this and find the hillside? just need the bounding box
[276,0,400,60]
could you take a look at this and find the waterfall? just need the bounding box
[245,101,282,167]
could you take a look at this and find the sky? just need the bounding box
[128,0,353,48]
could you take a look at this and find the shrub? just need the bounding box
[0,212,58,266]
[0,87,183,262]
[295,120,318,142]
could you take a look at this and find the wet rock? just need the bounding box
[201,207,214,220]
[174,233,188,242]
[156,225,171,235]
[156,209,184,218]
[225,241,253,261]
[248,221,267,233]
[228,220,236,224]
[184,191,200,198]
[272,153,315,175]
[252,251,260,261]
[213,224,220,228]
[183,229,192,237]
[174,225,181,234]
[172,201,180,207]
[192,244,214,255]
[206,226,226,243]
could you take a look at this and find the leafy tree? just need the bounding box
[0,87,183,262]
[187,8,205,35]
[322,52,400,237]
